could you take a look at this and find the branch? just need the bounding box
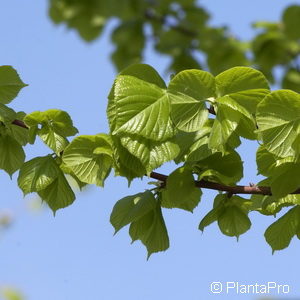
[150,171,288,196]
[12,119,28,129]
[11,118,298,196]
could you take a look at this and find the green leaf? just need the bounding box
[110,190,156,233]
[24,109,78,154]
[5,124,29,146]
[251,193,300,216]
[0,134,25,176]
[62,134,113,187]
[1,288,24,300]
[256,146,278,177]
[161,166,202,212]
[0,103,17,123]
[0,66,27,104]
[216,66,269,113]
[209,67,269,150]
[112,136,146,181]
[270,162,300,198]
[129,202,169,259]
[218,205,251,238]
[112,75,175,141]
[199,204,224,232]
[38,173,75,214]
[167,69,215,132]
[264,206,300,252]
[120,135,179,173]
[194,150,243,185]
[282,5,300,40]
[18,155,59,195]
[107,64,166,134]
[257,90,300,157]
[173,121,212,163]
[208,103,241,152]
[282,69,300,93]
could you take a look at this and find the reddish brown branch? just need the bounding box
[10,118,298,196]
[12,119,28,129]
[150,171,283,196]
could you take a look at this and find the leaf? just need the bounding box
[270,162,300,198]
[112,75,175,141]
[24,109,78,154]
[218,205,251,238]
[107,63,166,133]
[208,103,241,152]
[129,202,169,259]
[264,206,300,252]
[0,66,27,104]
[62,134,113,187]
[110,190,156,233]
[161,166,202,212]
[173,122,212,163]
[0,103,17,123]
[282,5,300,40]
[167,69,215,132]
[256,146,278,176]
[1,288,24,300]
[112,136,146,181]
[216,66,269,113]
[0,134,25,176]
[251,193,300,215]
[256,90,300,157]
[209,67,269,150]
[120,135,179,173]
[38,173,75,214]
[282,69,300,93]
[195,150,243,185]
[199,204,224,232]
[18,155,60,195]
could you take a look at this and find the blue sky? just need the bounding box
[0,1,299,300]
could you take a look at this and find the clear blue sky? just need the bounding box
[0,1,299,300]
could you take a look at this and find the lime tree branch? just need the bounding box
[149,172,275,195]
[12,118,299,196]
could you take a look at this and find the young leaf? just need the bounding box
[256,90,300,157]
[120,135,179,173]
[282,5,300,40]
[62,134,113,187]
[0,134,25,176]
[110,190,156,233]
[38,173,75,214]
[168,69,215,132]
[218,205,251,238]
[264,206,300,252]
[209,67,269,150]
[112,75,175,141]
[0,103,17,123]
[216,66,269,113]
[0,66,27,104]
[199,205,225,232]
[112,136,147,181]
[161,166,202,212]
[18,155,60,195]
[194,150,243,185]
[107,63,166,133]
[256,146,278,176]
[24,109,78,154]
[129,203,169,259]
[270,162,300,198]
